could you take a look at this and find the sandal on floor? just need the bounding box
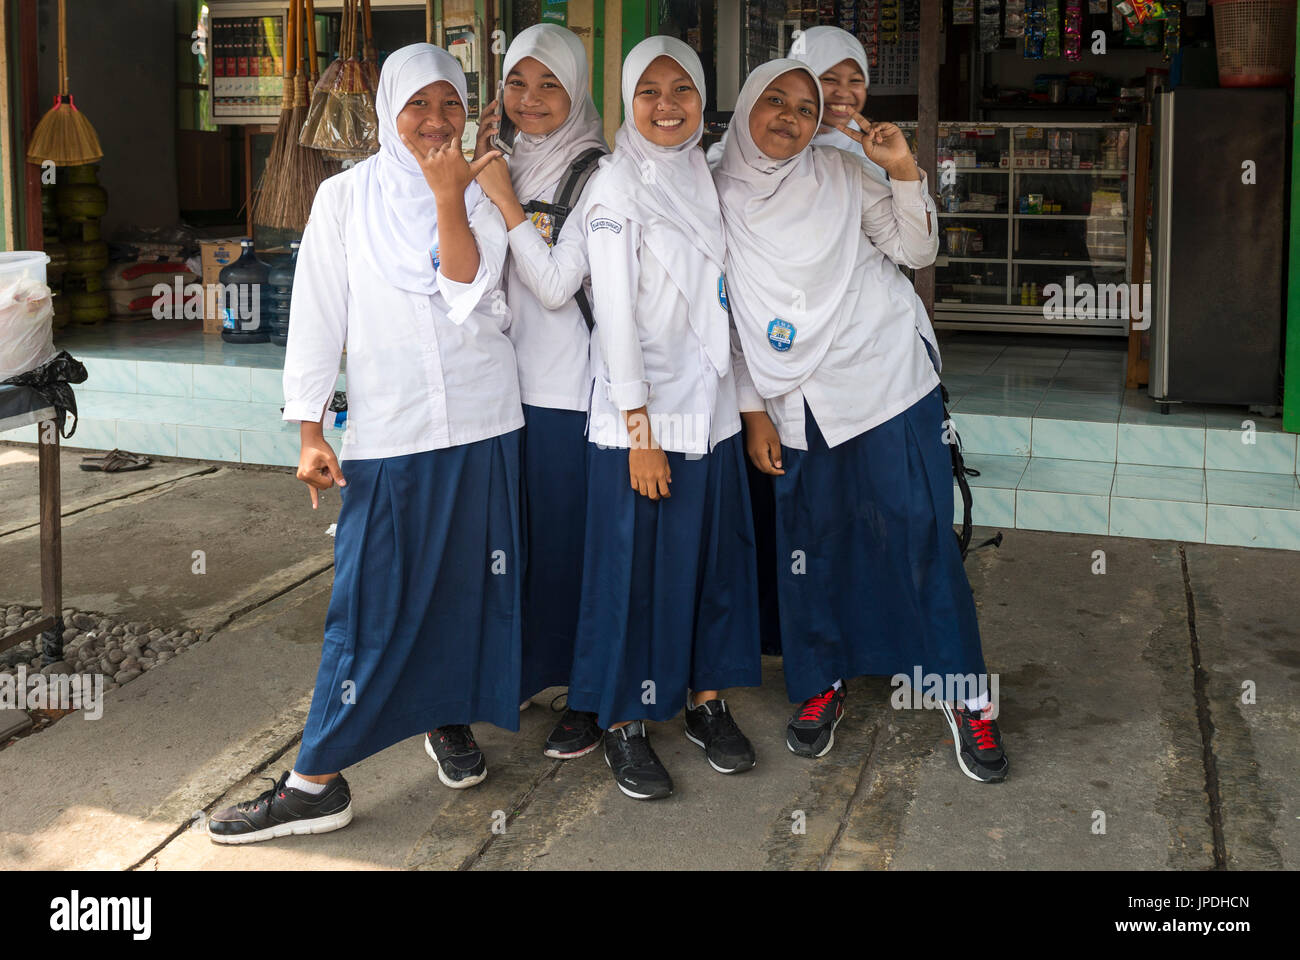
[79,449,152,472]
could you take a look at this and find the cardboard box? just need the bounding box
[199,239,241,334]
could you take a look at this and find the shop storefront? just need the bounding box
[2,0,1298,484]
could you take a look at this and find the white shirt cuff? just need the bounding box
[737,384,766,413]
[436,245,492,324]
[890,171,929,201]
[606,378,650,410]
[282,399,329,423]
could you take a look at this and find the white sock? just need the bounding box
[963,692,990,713]
[287,771,329,794]
[830,679,843,691]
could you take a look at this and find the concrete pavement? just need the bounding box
[0,442,1295,870]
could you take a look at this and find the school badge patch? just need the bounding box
[589,217,622,234]
[431,244,440,270]
[718,274,729,310]
[768,317,796,352]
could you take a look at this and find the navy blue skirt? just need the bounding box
[772,388,986,703]
[519,404,589,700]
[568,432,762,729]
[295,430,524,775]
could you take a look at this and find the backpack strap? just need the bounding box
[940,382,1001,560]
[520,147,607,240]
[519,147,606,332]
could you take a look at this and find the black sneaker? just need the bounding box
[207,771,353,844]
[603,720,673,800]
[684,698,756,774]
[940,701,1009,783]
[424,724,488,789]
[786,684,847,758]
[544,709,603,759]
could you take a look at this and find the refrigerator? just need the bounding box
[1149,88,1286,406]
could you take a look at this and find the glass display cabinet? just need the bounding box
[897,122,1137,335]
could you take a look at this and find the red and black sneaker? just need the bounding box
[543,709,603,759]
[424,724,488,789]
[940,701,1009,783]
[785,684,846,758]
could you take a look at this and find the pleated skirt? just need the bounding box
[519,404,589,701]
[567,432,762,729]
[772,388,987,703]
[294,430,524,775]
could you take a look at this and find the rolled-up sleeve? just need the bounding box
[283,182,347,424]
[860,166,939,269]
[586,205,648,410]
[731,320,764,412]
[438,191,509,324]
[506,208,591,311]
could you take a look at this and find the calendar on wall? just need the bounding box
[872,30,918,94]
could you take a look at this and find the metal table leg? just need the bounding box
[38,418,64,665]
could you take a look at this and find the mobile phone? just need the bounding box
[490,79,518,156]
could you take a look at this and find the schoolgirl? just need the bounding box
[470,23,610,762]
[787,25,941,364]
[208,44,522,843]
[715,60,1009,782]
[566,36,762,800]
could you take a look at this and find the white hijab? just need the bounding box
[350,43,489,296]
[501,24,609,204]
[714,59,865,398]
[789,26,888,185]
[586,36,729,376]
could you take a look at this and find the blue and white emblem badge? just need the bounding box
[768,318,796,352]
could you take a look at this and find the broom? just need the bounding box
[259,0,331,230]
[301,0,378,160]
[26,0,103,166]
[360,0,378,91]
[281,0,332,229]
[250,0,298,226]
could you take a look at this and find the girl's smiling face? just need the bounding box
[503,55,572,137]
[631,55,702,147]
[747,69,820,160]
[818,58,867,131]
[396,81,466,151]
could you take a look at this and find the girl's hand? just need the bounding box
[401,133,500,202]
[625,407,671,499]
[629,448,672,499]
[475,156,528,230]
[297,425,346,509]
[474,98,501,161]
[742,410,785,475]
[841,112,920,181]
[476,155,517,208]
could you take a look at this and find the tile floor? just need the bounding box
[940,338,1299,550]
[1,319,342,467]
[4,323,1297,549]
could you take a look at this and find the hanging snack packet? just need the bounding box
[1064,0,1083,59]
[1043,0,1061,57]
[980,0,1002,51]
[1005,0,1026,34]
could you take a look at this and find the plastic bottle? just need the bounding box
[266,241,298,347]
[219,238,270,344]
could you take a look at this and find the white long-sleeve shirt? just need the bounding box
[749,170,941,450]
[584,202,741,457]
[282,169,524,460]
[504,185,594,411]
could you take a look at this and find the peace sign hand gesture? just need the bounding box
[401,132,501,203]
[838,112,921,182]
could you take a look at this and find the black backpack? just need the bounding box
[519,146,607,331]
